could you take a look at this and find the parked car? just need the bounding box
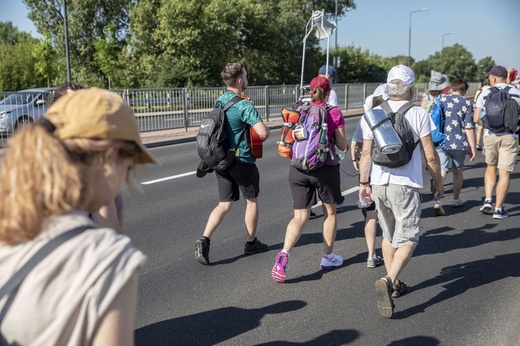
[0,87,56,136]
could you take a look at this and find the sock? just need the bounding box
[281,250,290,256]
[495,208,502,212]
[247,237,257,245]
[325,253,334,260]
[203,236,210,245]
[485,198,492,203]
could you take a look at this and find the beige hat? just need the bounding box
[46,87,156,164]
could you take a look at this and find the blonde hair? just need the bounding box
[0,122,140,245]
[310,87,329,102]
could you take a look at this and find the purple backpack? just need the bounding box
[290,104,334,172]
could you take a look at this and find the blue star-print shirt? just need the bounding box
[439,94,475,151]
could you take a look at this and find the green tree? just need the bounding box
[23,0,132,86]
[0,22,47,91]
[126,0,356,87]
[32,34,59,87]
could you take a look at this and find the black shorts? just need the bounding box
[288,164,341,209]
[216,160,260,202]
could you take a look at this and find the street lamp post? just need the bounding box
[334,0,338,68]
[408,8,428,66]
[63,0,71,82]
[441,32,456,71]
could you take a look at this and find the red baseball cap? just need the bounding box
[310,76,331,92]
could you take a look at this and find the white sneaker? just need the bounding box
[320,253,343,270]
[451,199,464,208]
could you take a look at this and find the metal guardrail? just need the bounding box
[0,82,480,147]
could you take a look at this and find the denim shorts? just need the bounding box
[437,148,467,172]
[371,184,421,248]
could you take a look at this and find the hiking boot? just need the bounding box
[392,280,408,298]
[367,256,383,268]
[320,253,343,270]
[244,237,268,255]
[434,201,445,216]
[451,198,464,208]
[309,210,318,219]
[271,252,289,283]
[195,237,210,265]
[375,276,395,318]
[492,208,509,219]
[479,200,493,214]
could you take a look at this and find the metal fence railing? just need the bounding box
[0,82,480,147]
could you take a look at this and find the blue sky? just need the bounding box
[2,0,519,73]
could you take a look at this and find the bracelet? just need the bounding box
[359,181,370,185]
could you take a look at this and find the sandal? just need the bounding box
[392,280,408,298]
[375,276,394,318]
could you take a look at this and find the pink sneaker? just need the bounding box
[271,252,289,283]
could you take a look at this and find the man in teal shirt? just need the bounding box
[195,63,270,265]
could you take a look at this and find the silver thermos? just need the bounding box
[363,109,402,154]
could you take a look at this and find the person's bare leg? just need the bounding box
[386,245,414,284]
[381,237,396,276]
[282,209,309,252]
[495,170,510,209]
[202,201,233,238]
[484,165,497,200]
[321,203,337,254]
[364,210,378,258]
[244,198,259,241]
[452,168,464,200]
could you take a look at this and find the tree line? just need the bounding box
[1,0,495,92]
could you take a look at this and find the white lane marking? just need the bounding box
[141,171,196,185]
[312,186,359,208]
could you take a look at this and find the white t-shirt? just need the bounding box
[475,83,520,137]
[360,100,433,188]
[0,211,146,346]
[328,89,339,107]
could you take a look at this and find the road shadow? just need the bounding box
[393,252,520,319]
[387,336,441,346]
[415,224,518,257]
[135,300,307,346]
[255,329,360,345]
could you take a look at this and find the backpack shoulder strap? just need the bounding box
[222,95,243,112]
[0,225,92,301]
[379,101,393,115]
[396,101,416,116]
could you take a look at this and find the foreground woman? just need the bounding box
[0,88,156,345]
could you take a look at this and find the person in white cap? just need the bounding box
[358,65,444,318]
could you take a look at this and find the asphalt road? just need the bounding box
[123,116,520,346]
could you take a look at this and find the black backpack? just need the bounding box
[483,86,520,133]
[196,95,242,172]
[370,101,418,168]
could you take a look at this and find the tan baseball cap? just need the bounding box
[46,87,156,164]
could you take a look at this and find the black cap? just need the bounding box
[488,65,508,78]
[196,161,213,178]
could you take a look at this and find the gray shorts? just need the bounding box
[371,184,421,248]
